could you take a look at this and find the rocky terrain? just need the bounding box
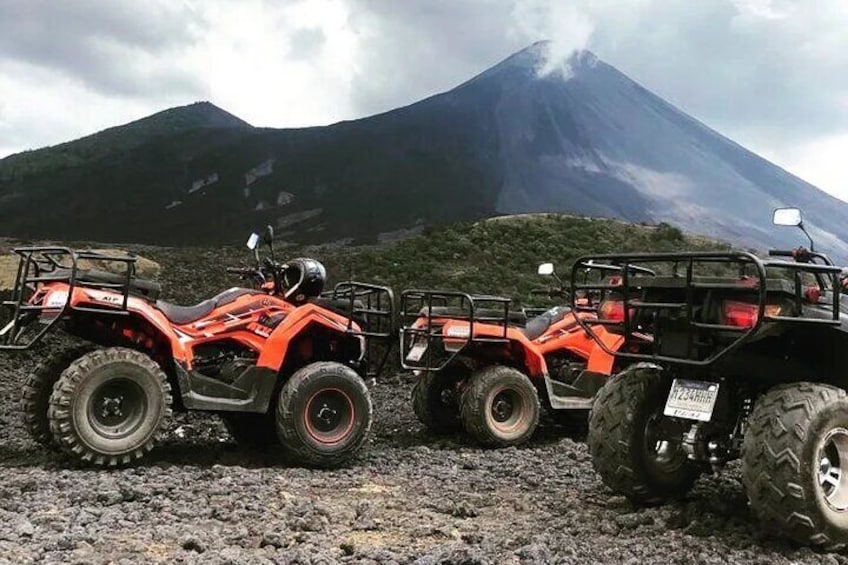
[1,355,846,563]
[0,237,846,564]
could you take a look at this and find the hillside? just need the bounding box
[132,214,731,307]
[0,102,251,180]
[1,43,844,260]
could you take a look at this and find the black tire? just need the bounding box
[275,361,372,468]
[47,347,172,466]
[412,364,470,434]
[460,365,540,447]
[588,365,702,503]
[742,382,848,548]
[221,412,278,449]
[21,344,95,446]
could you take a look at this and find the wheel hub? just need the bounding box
[491,392,514,423]
[87,377,146,438]
[305,388,354,443]
[315,404,339,429]
[100,396,124,418]
[818,428,848,511]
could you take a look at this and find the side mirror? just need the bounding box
[773,207,802,227]
[246,233,260,250]
[537,262,555,276]
[264,225,276,260]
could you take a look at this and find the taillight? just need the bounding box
[599,299,635,322]
[722,301,782,328]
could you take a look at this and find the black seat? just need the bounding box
[46,268,161,301]
[522,306,571,340]
[156,288,262,325]
[418,306,528,326]
[313,297,366,317]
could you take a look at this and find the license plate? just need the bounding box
[406,339,429,363]
[663,379,720,422]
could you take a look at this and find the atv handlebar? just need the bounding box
[768,249,796,258]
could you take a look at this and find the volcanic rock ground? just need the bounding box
[0,247,847,563]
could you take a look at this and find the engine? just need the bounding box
[193,341,258,384]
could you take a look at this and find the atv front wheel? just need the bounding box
[412,363,470,434]
[588,365,701,503]
[221,412,278,449]
[48,347,172,466]
[21,344,95,446]
[460,365,540,447]
[742,382,848,548]
[275,361,372,467]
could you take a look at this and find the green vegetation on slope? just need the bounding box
[0,102,251,181]
[146,214,731,306]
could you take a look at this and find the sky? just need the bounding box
[2,0,848,200]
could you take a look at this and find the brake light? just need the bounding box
[804,286,821,304]
[722,301,782,328]
[599,299,635,322]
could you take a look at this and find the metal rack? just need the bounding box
[322,281,396,376]
[1,247,137,350]
[399,289,515,372]
[570,251,842,367]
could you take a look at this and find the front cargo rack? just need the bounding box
[570,251,842,367]
[399,289,519,372]
[1,247,140,350]
[320,281,395,377]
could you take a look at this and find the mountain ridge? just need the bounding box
[1,43,846,260]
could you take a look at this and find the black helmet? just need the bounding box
[281,258,326,303]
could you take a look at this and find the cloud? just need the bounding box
[0,0,207,98]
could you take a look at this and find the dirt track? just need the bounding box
[1,343,846,564]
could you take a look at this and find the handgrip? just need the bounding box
[768,249,795,258]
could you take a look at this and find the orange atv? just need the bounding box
[400,261,653,447]
[1,227,394,467]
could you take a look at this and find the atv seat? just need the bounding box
[418,306,528,326]
[313,297,366,317]
[522,306,571,341]
[156,288,263,325]
[45,268,161,301]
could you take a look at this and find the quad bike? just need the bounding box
[399,261,652,447]
[576,208,848,548]
[0,227,394,468]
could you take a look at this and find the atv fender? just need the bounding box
[67,286,186,361]
[586,329,625,375]
[257,304,360,372]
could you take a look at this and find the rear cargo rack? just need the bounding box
[399,289,515,372]
[1,247,138,350]
[321,281,395,377]
[571,251,842,367]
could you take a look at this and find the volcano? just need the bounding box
[1,42,846,257]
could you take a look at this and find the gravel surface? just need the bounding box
[1,345,847,564]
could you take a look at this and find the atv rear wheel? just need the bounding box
[588,365,701,504]
[412,363,470,434]
[221,412,278,449]
[21,344,95,446]
[47,347,172,466]
[276,361,372,467]
[460,365,540,447]
[742,382,848,549]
